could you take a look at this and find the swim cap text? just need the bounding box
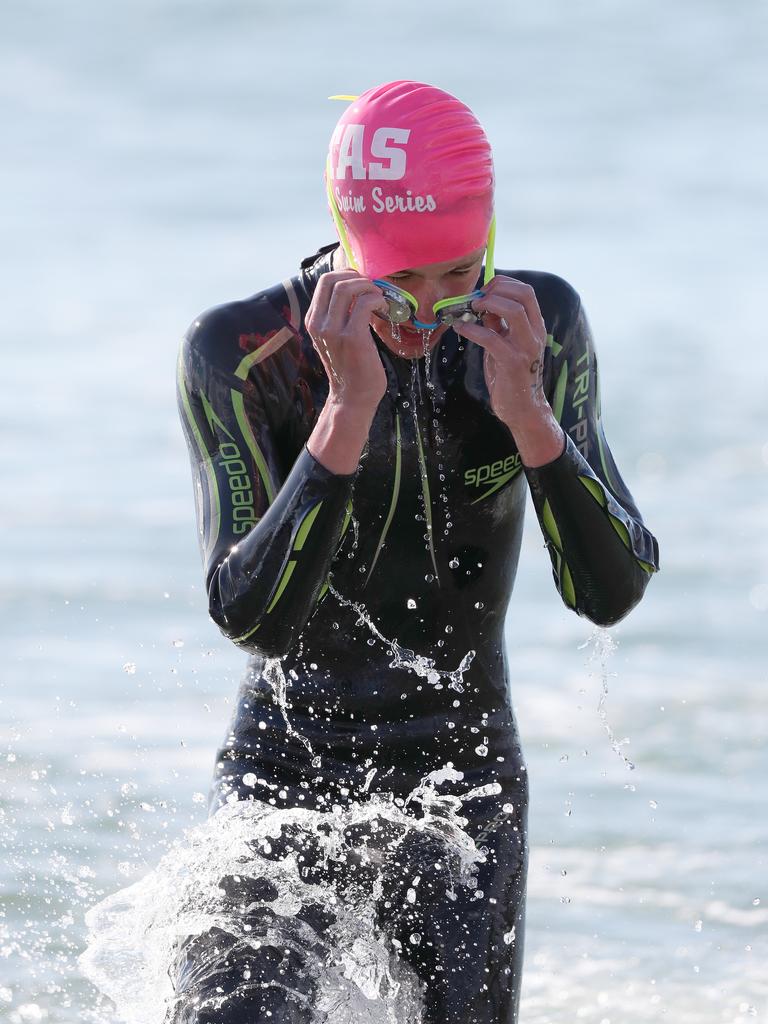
[333,125,411,180]
[334,186,437,214]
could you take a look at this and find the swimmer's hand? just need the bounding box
[305,271,389,475]
[306,270,388,411]
[454,277,565,468]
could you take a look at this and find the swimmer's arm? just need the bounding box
[307,399,377,475]
[177,314,356,658]
[524,288,659,626]
[205,446,355,657]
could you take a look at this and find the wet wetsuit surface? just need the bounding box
[174,244,659,1023]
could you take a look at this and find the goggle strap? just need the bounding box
[325,157,358,270]
[483,214,496,286]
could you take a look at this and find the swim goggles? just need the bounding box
[325,156,496,331]
[371,281,485,330]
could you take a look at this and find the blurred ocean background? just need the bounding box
[1,0,767,1020]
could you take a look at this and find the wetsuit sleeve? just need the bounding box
[524,284,659,626]
[176,308,355,657]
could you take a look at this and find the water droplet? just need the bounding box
[409,932,422,945]
[15,1004,46,1022]
[407,887,417,903]
[475,744,488,757]
[123,662,137,675]
[694,919,703,932]
[649,799,658,809]
[559,754,569,763]
[192,792,206,803]
[242,773,257,788]
[449,557,459,569]
[752,897,761,906]
[445,625,453,634]
[474,601,484,610]
[407,598,417,609]
[502,802,514,813]
[172,639,185,649]
[503,927,516,945]
[560,896,571,904]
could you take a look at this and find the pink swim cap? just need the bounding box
[326,81,495,279]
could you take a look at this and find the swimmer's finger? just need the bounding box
[453,319,512,361]
[307,271,363,332]
[473,293,545,343]
[311,269,362,306]
[478,277,546,336]
[342,290,389,337]
[324,278,386,336]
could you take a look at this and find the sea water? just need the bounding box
[2,0,767,1020]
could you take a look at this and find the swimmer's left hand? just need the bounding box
[454,277,565,467]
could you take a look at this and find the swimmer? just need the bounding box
[174,80,659,1023]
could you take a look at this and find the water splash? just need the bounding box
[328,582,474,692]
[580,628,636,770]
[418,328,434,395]
[80,768,491,1024]
[263,657,314,758]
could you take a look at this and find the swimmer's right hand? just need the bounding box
[306,271,388,413]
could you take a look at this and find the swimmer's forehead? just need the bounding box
[389,246,486,277]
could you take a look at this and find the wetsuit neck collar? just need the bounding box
[300,243,339,285]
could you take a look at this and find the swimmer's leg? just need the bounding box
[166,870,335,1024]
[375,798,528,1024]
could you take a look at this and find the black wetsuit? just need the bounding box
[174,244,659,1023]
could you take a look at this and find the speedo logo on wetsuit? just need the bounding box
[220,442,257,535]
[464,454,522,501]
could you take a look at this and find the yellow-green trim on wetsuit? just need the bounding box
[367,413,402,583]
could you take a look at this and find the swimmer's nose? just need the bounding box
[411,287,441,329]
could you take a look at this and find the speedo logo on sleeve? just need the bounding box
[464,454,522,501]
[220,442,257,535]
